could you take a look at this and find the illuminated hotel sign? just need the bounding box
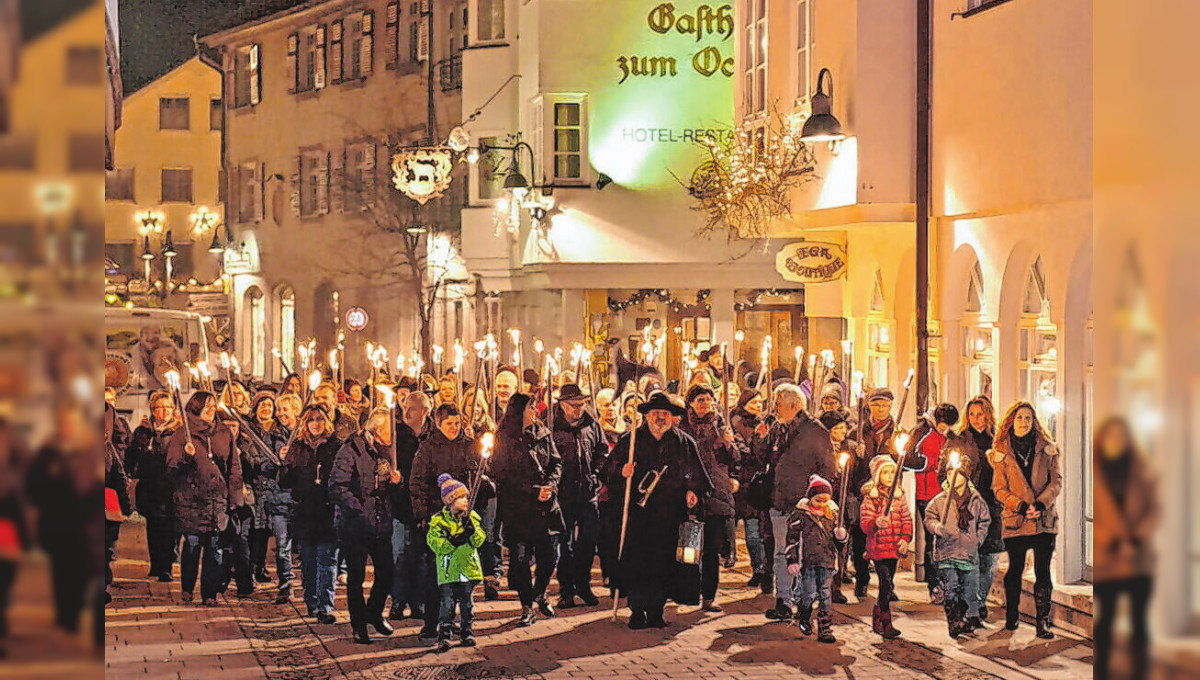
[591,2,735,190]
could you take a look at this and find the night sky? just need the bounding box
[118,0,305,94]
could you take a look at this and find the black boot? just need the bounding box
[945,599,965,639]
[435,624,452,653]
[577,587,600,607]
[646,608,667,628]
[760,572,774,595]
[747,573,763,589]
[352,624,371,645]
[628,609,648,630]
[369,616,394,636]
[1034,584,1055,640]
[765,598,792,622]
[535,594,556,617]
[831,583,849,605]
[795,605,813,636]
[854,583,868,600]
[458,621,476,647]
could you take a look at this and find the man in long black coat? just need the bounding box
[604,393,711,629]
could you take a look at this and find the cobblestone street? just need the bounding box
[104,521,1092,679]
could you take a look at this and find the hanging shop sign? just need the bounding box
[391,147,454,205]
[345,306,370,332]
[775,242,847,284]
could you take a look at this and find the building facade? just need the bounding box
[204,0,469,382]
[459,0,818,381]
[742,0,1091,587]
[0,1,105,296]
[103,56,226,323]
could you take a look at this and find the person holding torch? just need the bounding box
[858,454,913,639]
[923,450,991,639]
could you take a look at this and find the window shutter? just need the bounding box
[330,21,344,83]
[314,25,327,89]
[362,142,376,208]
[386,2,399,66]
[317,151,330,214]
[331,148,345,214]
[255,162,266,222]
[361,10,374,75]
[249,44,261,105]
[229,165,241,223]
[289,156,301,216]
[286,33,298,93]
[225,52,237,108]
[417,12,429,62]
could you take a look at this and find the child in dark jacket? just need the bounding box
[924,453,991,638]
[786,475,845,643]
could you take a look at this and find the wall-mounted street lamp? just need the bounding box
[799,68,846,145]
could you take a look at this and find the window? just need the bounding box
[288,26,326,93]
[299,149,329,217]
[342,142,376,212]
[104,241,135,276]
[65,46,103,85]
[1017,257,1060,438]
[159,97,190,130]
[743,0,767,115]
[475,0,504,42]
[794,0,811,103]
[232,44,261,108]
[68,133,105,172]
[209,98,223,130]
[246,287,266,379]
[449,9,455,29]
[386,2,400,66]
[105,168,135,201]
[233,162,263,223]
[475,135,507,201]
[344,10,375,80]
[539,97,587,184]
[161,168,193,202]
[278,285,296,379]
[409,19,421,62]
[0,134,34,169]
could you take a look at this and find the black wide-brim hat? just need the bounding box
[558,383,587,402]
[637,391,686,417]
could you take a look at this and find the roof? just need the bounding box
[202,0,355,44]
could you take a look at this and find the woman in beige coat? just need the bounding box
[989,401,1062,639]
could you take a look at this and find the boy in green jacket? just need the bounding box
[427,473,486,652]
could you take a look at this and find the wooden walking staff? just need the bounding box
[613,407,641,621]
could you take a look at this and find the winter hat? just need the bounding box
[685,383,715,405]
[869,455,897,485]
[735,388,760,411]
[438,473,468,506]
[819,410,848,431]
[867,387,895,403]
[523,368,541,388]
[820,383,844,404]
[806,474,833,498]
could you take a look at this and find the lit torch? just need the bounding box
[882,432,910,516]
[835,450,852,540]
[467,432,495,509]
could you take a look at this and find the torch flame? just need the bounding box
[839,452,850,470]
[949,450,962,470]
[329,349,338,369]
[894,433,910,455]
[432,345,444,363]
[841,339,852,354]
[198,362,211,377]
[220,352,231,369]
[508,328,521,343]
[734,330,745,342]
[533,338,544,353]
[376,384,395,409]
[308,370,322,392]
[165,369,181,391]
[794,346,802,361]
[479,432,495,457]
[903,368,916,387]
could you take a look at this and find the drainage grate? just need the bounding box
[390,665,544,680]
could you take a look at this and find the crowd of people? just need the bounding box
[87,345,1138,666]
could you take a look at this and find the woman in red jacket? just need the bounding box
[860,456,914,639]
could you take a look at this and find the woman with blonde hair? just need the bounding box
[989,401,1062,638]
[281,405,340,624]
[126,391,182,581]
[221,381,252,416]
